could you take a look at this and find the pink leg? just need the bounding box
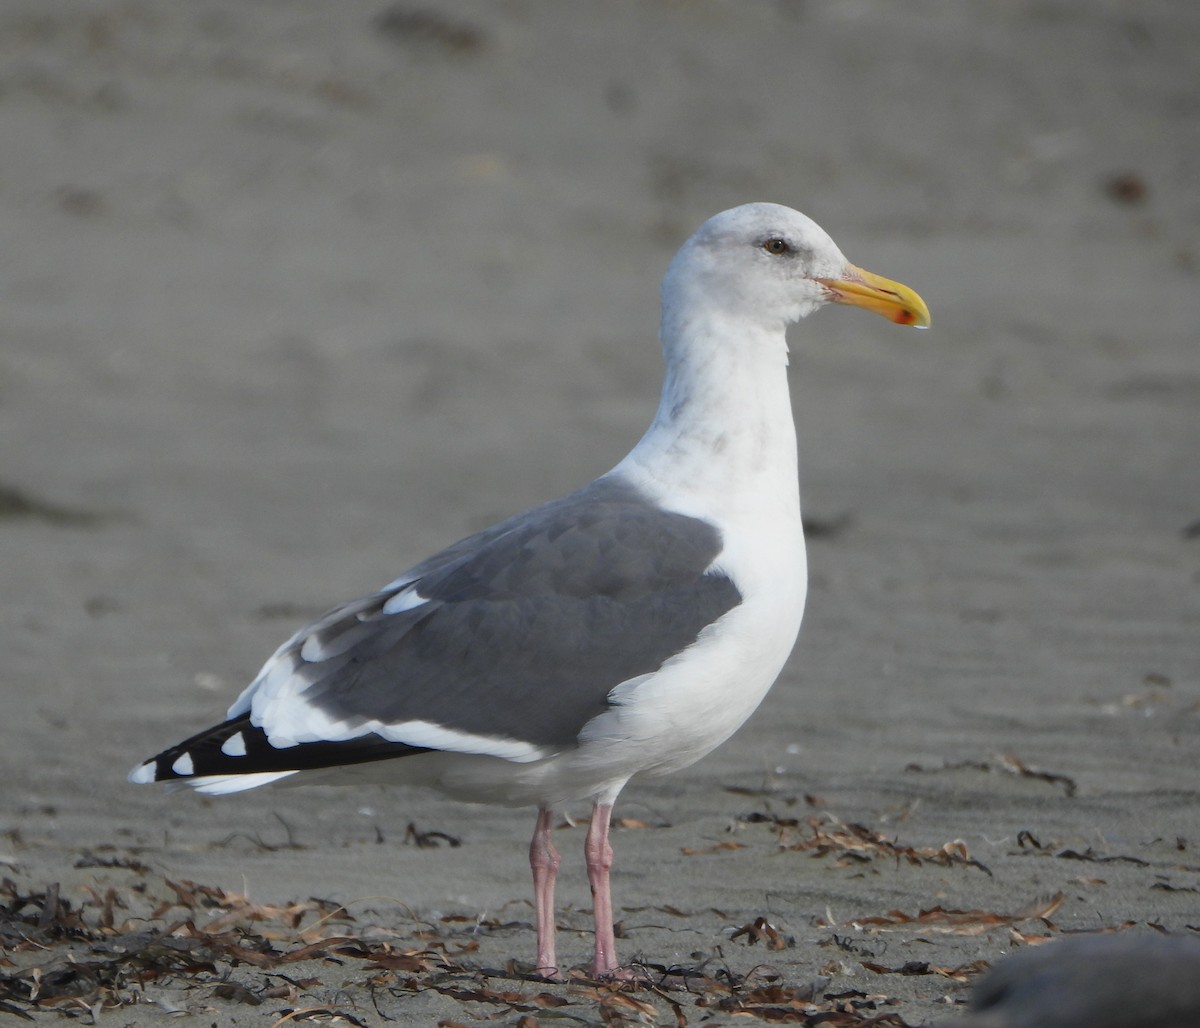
[529,805,562,978]
[585,801,618,977]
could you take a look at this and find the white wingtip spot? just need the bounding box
[128,762,157,785]
[382,587,429,615]
[299,634,325,662]
[220,731,248,757]
[171,753,195,777]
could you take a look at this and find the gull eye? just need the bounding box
[762,237,791,256]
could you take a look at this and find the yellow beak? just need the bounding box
[815,264,931,328]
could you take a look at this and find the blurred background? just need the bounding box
[0,1,1197,1018]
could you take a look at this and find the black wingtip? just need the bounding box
[128,716,430,785]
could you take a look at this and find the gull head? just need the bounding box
[662,203,930,333]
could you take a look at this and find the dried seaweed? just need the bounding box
[403,822,462,848]
[1,875,932,1024]
[905,754,1077,797]
[731,917,792,951]
[754,813,993,876]
[860,958,990,982]
[681,840,747,856]
[1016,830,1152,866]
[697,981,913,1025]
[73,849,153,874]
[830,892,1065,937]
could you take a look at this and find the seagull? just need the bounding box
[129,203,929,979]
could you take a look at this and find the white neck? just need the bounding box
[612,309,801,526]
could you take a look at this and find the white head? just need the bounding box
[661,202,930,337]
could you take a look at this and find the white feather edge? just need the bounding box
[181,770,301,795]
[126,762,299,793]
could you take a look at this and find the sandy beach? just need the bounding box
[2,1,1198,1023]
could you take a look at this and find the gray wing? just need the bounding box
[239,475,742,753]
